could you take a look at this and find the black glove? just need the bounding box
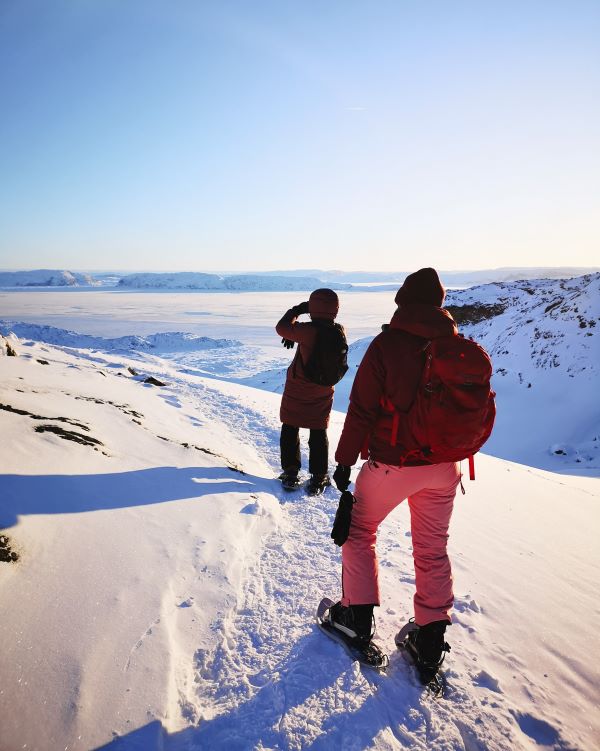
[331,490,355,546]
[281,338,295,349]
[333,464,351,491]
[291,301,309,317]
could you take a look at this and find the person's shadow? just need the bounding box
[93,644,444,751]
[0,465,268,528]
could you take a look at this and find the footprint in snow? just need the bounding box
[473,669,502,693]
[510,711,566,748]
[454,595,482,614]
[240,501,260,515]
[161,394,182,408]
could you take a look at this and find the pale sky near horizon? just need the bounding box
[1,1,599,272]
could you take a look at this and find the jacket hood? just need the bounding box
[389,303,457,339]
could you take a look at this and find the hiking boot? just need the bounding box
[327,602,374,644]
[404,620,451,684]
[279,470,301,490]
[306,474,331,495]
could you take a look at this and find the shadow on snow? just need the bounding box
[94,642,436,751]
[0,465,269,528]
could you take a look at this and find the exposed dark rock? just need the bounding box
[127,366,139,375]
[0,534,19,563]
[5,341,17,356]
[34,424,103,447]
[0,403,90,431]
[446,303,507,326]
[73,396,143,419]
[144,377,166,386]
[37,359,49,365]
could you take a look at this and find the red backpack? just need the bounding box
[379,335,496,472]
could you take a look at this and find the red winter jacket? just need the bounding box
[276,308,335,430]
[335,304,457,466]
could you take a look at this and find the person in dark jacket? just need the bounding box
[327,268,461,683]
[276,288,343,495]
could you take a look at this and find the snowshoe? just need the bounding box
[306,474,331,496]
[395,619,450,697]
[316,597,389,671]
[278,471,302,491]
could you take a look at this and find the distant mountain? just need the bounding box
[254,267,600,286]
[4,267,598,290]
[117,272,350,291]
[117,272,224,290]
[0,269,97,287]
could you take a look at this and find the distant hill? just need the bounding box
[116,272,350,291]
[0,269,97,287]
[254,267,600,286]
[3,266,598,291]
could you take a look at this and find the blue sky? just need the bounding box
[1,1,599,272]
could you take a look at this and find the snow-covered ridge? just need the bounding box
[117,272,351,291]
[0,321,239,352]
[0,269,97,287]
[446,272,599,376]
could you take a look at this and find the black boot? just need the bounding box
[279,469,301,490]
[306,473,331,496]
[328,602,374,644]
[404,620,451,684]
[319,600,388,670]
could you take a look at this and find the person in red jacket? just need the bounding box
[276,288,342,495]
[327,268,461,683]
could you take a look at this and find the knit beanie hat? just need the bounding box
[395,267,445,307]
[309,288,339,320]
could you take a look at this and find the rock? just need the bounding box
[144,376,166,386]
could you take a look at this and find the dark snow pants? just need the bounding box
[280,423,328,476]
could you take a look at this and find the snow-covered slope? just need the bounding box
[117,272,350,291]
[0,269,97,287]
[446,273,599,472]
[1,338,599,750]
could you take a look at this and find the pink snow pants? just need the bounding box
[341,459,461,626]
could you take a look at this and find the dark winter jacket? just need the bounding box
[276,308,336,430]
[335,303,457,466]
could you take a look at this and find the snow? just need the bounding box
[0,321,240,353]
[1,276,599,750]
